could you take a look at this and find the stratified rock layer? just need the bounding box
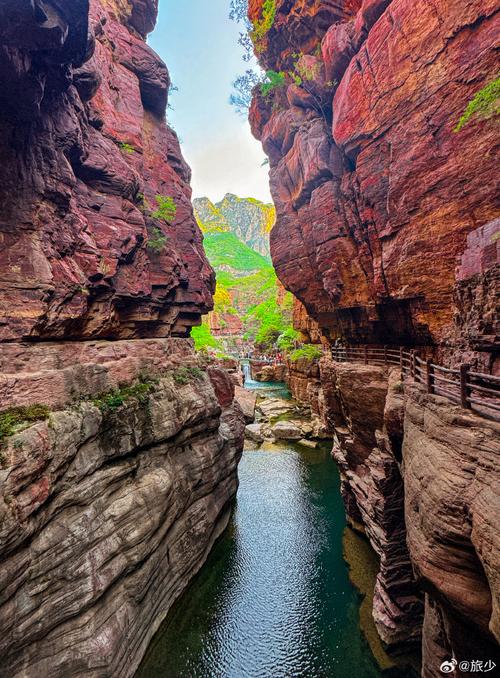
[320,357,423,649]
[0,2,244,676]
[250,0,499,672]
[250,0,499,354]
[403,384,500,676]
[0,345,244,678]
[0,0,214,342]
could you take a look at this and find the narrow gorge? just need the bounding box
[0,1,498,678]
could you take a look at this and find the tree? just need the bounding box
[229,0,264,114]
[230,69,263,115]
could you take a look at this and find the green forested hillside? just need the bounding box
[193,194,275,257]
[202,231,270,272]
[191,198,293,353]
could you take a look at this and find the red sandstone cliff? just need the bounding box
[250,0,499,370]
[0,0,214,342]
[249,1,500,675]
[0,3,244,676]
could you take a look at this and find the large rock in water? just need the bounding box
[249,0,499,363]
[0,0,214,342]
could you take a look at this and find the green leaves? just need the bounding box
[251,0,277,52]
[261,70,286,97]
[152,195,177,223]
[147,227,168,253]
[290,345,323,362]
[92,382,154,413]
[0,405,51,447]
[118,141,135,154]
[454,76,500,132]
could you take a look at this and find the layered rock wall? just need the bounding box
[320,357,423,650]
[250,0,499,357]
[0,0,214,342]
[250,0,499,673]
[0,344,244,677]
[0,2,244,676]
[403,384,500,676]
[318,358,500,673]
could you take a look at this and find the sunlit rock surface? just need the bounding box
[250,0,499,352]
[250,0,499,671]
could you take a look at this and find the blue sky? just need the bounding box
[148,1,271,203]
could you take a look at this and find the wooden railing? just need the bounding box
[330,346,500,421]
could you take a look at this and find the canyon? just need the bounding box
[248,0,499,676]
[0,1,244,676]
[0,0,498,676]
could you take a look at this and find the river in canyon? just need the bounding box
[136,376,385,678]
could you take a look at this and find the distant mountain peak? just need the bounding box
[193,194,275,257]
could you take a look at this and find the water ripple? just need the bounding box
[137,445,384,678]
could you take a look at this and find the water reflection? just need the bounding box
[136,443,384,678]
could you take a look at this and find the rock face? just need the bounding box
[194,194,275,257]
[403,384,500,676]
[320,357,424,650]
[250,360,287,382]
[250,0,499,354]
[319,357,500,668]
[286,355,322,407]
[0,347,244,678]
[0,2,245,676]
[250,0,499,672]
[0,0,214,342]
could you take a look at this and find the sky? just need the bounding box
[148,0,272,203]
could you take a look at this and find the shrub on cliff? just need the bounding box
[251,0,277,53]
[0,404,51,449]
[454,76,500,132]
[290,344,323,362]
[147,227,168,253]
[191,322,223,352]
[92,381,155,413]
[277,327,300,352]
[118,141,135,154]
[152,195,177,223]
[261,70,286,97]
[173,367,204,385]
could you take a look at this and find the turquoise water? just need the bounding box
[241,360,292,400]
[136,441,386,678]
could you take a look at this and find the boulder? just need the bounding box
[234,386,257,423]
[272,421,304,440]
[245,423,265,444]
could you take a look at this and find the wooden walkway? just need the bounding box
[330,346,500,422]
